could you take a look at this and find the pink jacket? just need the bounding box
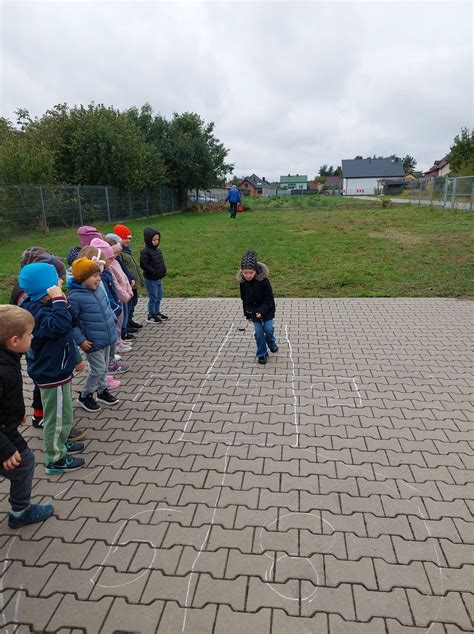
[108,259,133,303]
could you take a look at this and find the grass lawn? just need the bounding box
[0,199,473,302]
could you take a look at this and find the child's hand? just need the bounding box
[256,312,262,319]
[80,340,93,351]
[20,415,27,426]
[75,361,86,373]
[3,451,21,471]
[47,285,64,299]
[131,280,136,288]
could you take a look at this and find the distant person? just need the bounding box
[0,305,54,528]
[225,185,241,219]
[237,250,278,365]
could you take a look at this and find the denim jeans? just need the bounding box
[0,447,35,512]
[145,278,163,316]
[253,319,277,358]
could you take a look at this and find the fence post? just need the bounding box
[128,192,132,219]
[145,188,149,216]
[471,179,473,213]
[38,185,48,233]
[450,177,457,209]
[419,179,422,206]
[105,187,111,222]
[429,178,434,207]
[77,186,83,225]
[443,178,448,208]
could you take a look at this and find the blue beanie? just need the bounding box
[18,263,59,301]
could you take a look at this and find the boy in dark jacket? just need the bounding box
[140,227,169,324]
[0,305,54,527]
[238,250,278,365]
[17,263,86,475]
[68,257,119,413]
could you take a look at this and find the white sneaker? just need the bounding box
[117,344,133,353]
[114,354,122,361]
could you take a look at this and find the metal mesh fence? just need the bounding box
[0,184,183,236]
[377,175,474,210]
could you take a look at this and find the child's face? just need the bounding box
[8,327,34,354]
[83,272,101,289]
[122,237,132,246]
[151,235,160,247]
[105,257,114,268]
[242,268,256,281]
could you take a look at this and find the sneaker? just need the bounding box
[97,389,119,406]
[77,393,101,412]
[116,343,133,353]
[127,325,139,333]
[106,375,121,389]
[114,354,122,361]
[45,454,85,475]
[128,320,143,329]
[122,332,136,340]
[269,345,279,353]
[158,313,169,320]
[258,356,268,365]
[32,415,44,429]
[65,441,85,454]
[146,314,162,323]
[8,503,54,528]
[68,427,86,442]
[108,360,129,373]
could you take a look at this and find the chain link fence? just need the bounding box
[0,184,184,236]
[376,175,474,211]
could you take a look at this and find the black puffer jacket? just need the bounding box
[0,346,28,462]
[238,262,276,322]
[140,227,167,280]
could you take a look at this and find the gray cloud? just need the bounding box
[1,1,472,179]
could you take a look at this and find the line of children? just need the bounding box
[1,222,172,528]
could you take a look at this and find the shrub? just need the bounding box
[380,196,391,208]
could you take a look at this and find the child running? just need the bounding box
[237,249,278,365]
[0,305,54,527]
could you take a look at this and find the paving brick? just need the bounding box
[215,604,272,634]
[3,589,62,632]
[157,600,216,633]
[374,560,431,592]
[440,540,474,566]
[346,534,397,562]
[246,576,300,615]
[329,614,386,633]
[407,589,472,629]
[101,596,164,632]
[325,554,377,589]
[301,583,356,619]
[271,609,328,633]
[425,563,474,594]
[354,585,412,623]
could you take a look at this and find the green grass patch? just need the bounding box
[0,202,473,302]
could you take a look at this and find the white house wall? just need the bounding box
[343,178,378,195]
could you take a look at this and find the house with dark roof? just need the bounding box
[239,174,276,197]
[424,156,450,178]
[342,157,405,195]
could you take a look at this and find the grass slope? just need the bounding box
[0,202,472,302]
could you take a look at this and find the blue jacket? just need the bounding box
[225,187,241,203]
[100,269,122,317]
[67,280,117,352]
[24,297,80,388]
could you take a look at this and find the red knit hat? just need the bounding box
[114,224,132,240]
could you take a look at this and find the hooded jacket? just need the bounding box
[0,346,28,462]
[140,227,167,280]
[237,262,276,322]
[225,187,241,204]
[23,297,81,388]
[67,280,117,352]
[107,259,133,303]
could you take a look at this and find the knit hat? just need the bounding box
[114,224,132,240]
[71,257,101,284]
[77,226,102,247]
[18,263,59,301]
[241,250,258,271]
[20,247,66,280]
[90,238,115,260]
[67,246,82,266]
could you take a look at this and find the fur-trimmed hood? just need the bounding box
[236,262,269,283]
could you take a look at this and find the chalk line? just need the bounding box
[284,324,299,448]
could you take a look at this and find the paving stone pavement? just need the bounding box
[1,297,473,634]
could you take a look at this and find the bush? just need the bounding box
[380,196,391,208]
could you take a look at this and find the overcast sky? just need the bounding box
[1,0,472,179]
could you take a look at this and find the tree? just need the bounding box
[402,154,417,173]
[354,155,363,159]
[0,120,55,183]
[448,127,474,176]
[334,166,342,176]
